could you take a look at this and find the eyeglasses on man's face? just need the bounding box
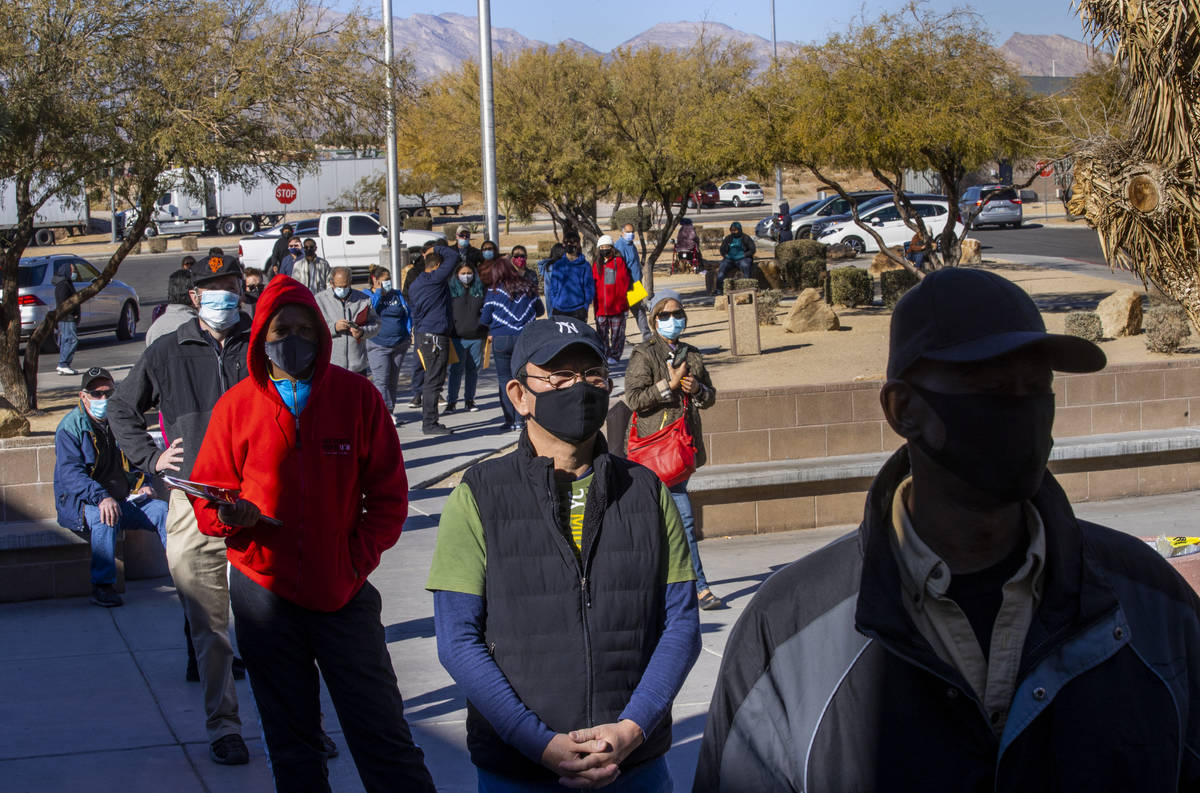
[524,367,611,390]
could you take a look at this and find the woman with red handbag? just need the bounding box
[625,290,724,610]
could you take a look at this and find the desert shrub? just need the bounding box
[402,215,433,231]
[800,260,828,290]
[756,289,783,325]
[1145,305,1192,353]
[775,239,827,290]
[880,269,920,307]
[830,266,872,307]
[1064,311,1103,342]
[610,207,652,232]
[724,277,758,294]
[699,227,724,246]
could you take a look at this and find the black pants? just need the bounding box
[554,308,588,323]
[229,567,436,793]
[417,332,449,428]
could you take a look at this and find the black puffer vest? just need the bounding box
[463,433,672,779]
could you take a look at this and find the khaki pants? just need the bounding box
[166,489,241,742]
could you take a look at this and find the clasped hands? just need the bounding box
[541,719,644,789]
[668,359,701,396]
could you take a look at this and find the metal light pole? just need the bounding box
[771,0,784,205]
[382,0,403,283]
[478,0,500,244]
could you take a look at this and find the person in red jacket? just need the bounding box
[190,275,436,793]
[592,234,631,365]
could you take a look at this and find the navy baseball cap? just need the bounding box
[513,316,605,373]
[887,268,1106,380]
[192,254,243,286]
[81,366,113,390]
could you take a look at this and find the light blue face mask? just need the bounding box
[198,289,240,331]
[333,286,350,299]
[87,397,109,420]
[656,316,686,340]
[381,280,393,292]
[622,231,635,242]
[270,375,312,416]
[482,249,495,260]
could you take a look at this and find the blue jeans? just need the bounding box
[492,334,518,424]
[669,480,708,593]
[84,497,168,585]
[448,337,484,405]
[716,257,753,287]
[58,320,78,367]
[478,755,671,793]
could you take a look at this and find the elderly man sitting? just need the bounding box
[315,266,380,375]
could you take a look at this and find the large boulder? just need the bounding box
[960,237,982,264]
[0,396,30,438]
[826,243,856,260]
[869,249,906,277]
[784,288,840,333]
[1097,289,1143,338]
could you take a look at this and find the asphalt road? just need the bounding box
[971,222,1105,265]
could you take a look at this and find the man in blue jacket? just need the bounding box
[407,239,460,435]
[613,222,650,342]
[54,367,167,607]
[545,230,595,321]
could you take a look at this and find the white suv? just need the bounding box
[815,199,964,254]
[717,181,765,207]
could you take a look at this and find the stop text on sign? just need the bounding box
[276,183,297,204]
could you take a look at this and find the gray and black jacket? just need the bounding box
[695,447,1200,792]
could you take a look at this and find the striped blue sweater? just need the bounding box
[479,288,544,336]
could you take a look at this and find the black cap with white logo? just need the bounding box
[513,316,606,373]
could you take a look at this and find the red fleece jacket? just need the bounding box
[190,275,408,612]
[592,254,631,316]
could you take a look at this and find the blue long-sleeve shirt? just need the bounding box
[480,288,544,336]
[613,236,643,283]
[545,253,595,315]
[408,245,459,335]
[434,582,700,763]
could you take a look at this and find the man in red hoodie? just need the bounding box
[190,275,436,793]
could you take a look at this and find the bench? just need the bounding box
[688,428,1200,536]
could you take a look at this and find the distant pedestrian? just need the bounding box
[276,237,304,279]
[716,221,756,290]
[508,245,540,292]
[544,231,594,321]
[53,260,81,376]
[290,238,330,294]
[481,253,544,431]
[447,260,486,413]
[454,224,483,270]
[614,223,651,341]
[408,240,460,435]
[478,239,499,287]
[365,265,411,426]
[242,267,264,315]
[315,266,379,375]
[537,242,564,291]
[180,255,196,271]
[146,269,197,346]
[264,223,294,278]
[191,276,437,793]
[591,235,630,364]
[53,367,167,608]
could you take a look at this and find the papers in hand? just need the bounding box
[162,476,282,526]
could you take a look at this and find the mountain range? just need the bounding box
[392,12,1101,83]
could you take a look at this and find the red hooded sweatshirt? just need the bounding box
[190,275,408,612]
[592,253,631,316]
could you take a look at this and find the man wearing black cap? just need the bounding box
[428,316,700,791]
[108,253,254,766]
[53,367,167,607]
[695,268,1200,792]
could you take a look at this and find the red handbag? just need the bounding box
[627,396,697,487]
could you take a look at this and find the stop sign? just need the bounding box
[1037,161,1054,178]
[275,182,297,204]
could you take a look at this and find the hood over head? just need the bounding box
[248,275,332,395]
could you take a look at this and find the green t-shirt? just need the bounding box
[557,472,593,558]
[427,476,695,596]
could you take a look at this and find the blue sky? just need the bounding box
[374,0,1092,50]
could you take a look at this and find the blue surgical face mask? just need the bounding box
[381,279,393,292]
[198,289,240,331]
[657,316,686,340]
[86,396,109,420]
[270,374,311,416]
[622,231,634,242]
[457,237,469,248]
[333,286,350,299]
[482,249,495,260]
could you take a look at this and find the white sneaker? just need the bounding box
[57,366,77,376]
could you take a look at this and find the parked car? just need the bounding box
[814,197,965,254]
[717,180,765,207]
[10,254,140,347]
[754,198,822,239]
[959,185,1023,229]
[789,191,893,239]
[679,182,719,209]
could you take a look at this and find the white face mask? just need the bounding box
[197,289,240,331]
[459,273,475,285]
[381,280,393,291]
[333,285,350,299]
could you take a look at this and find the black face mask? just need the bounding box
[564,243,579,256]
[265,334,318,378]
[529,382,610,444]
[910,384,1055,503]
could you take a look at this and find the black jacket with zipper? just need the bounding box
[109,314,251,479]
[461,432,673,780]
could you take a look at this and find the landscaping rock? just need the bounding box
[1097,290,1143,338]
[0,396,30,438]
[784,288,840,333]
[758,260,783,290]
[869,249,906,276]
[960,237,982,264]
[827,243,856,260]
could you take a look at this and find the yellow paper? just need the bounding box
[627,280,649,306]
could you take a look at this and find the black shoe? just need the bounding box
[422,423,452,436]
[90,584,123,608]
[407,397,422,408]
[232,656,246,680]
[185,656,200,682]
[443,402,457,414]
[466,401,480,412]
[698,590,725,610]
[319,731,339,759]
[210,734,250,765]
